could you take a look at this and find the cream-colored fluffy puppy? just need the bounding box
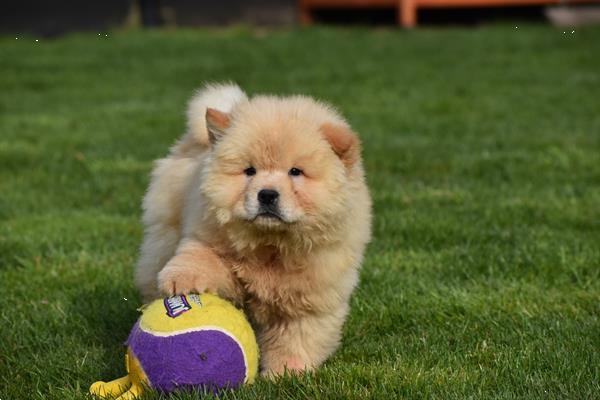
[135,83,371,375]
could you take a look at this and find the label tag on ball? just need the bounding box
[163,294,203,318]
[164,295,191,318]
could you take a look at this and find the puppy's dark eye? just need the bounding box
[289,167,303,177]
[244,167,256,176]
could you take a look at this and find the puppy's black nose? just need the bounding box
[258,189,279,205]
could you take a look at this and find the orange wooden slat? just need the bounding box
[300,0,397,7]
[299,0,600,28]
[415,0,599,7]
[301,0,599,9]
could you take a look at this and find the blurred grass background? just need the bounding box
[0,25,599,399]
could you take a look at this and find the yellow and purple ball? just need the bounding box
[125,293,259,393]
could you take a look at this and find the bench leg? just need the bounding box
[399,0,417,28]
[299,2,314,25]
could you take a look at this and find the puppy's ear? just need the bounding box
[206,108,231,145]
[320,123,361,168]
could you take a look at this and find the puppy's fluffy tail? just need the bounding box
[175,83,247,154]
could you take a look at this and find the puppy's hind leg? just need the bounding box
[134,156,198,302]
[134,224,180,302]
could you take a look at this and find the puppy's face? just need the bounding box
[201,97,360,238]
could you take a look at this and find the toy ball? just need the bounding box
[90,293,259,398]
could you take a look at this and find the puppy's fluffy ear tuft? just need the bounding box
[320,123,360,168]
[206,108,231,145]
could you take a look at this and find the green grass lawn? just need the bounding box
[1,24,599,399]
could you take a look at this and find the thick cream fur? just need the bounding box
[135,83,372,376]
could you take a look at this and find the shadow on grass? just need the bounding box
[66,281,142,377]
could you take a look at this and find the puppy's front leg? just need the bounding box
[157,238,242,304]
[260,305,349,377]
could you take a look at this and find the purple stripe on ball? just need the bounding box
[126,322,246,392]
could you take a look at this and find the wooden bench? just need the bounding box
[299,0,600,27]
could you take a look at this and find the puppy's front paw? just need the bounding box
[157,263,209,297]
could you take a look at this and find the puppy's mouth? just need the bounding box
[250,205,290,225]
[254,210,284,221]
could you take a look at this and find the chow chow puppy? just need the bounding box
[135,83,371,376]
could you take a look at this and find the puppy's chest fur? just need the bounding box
[227,248,318,323]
